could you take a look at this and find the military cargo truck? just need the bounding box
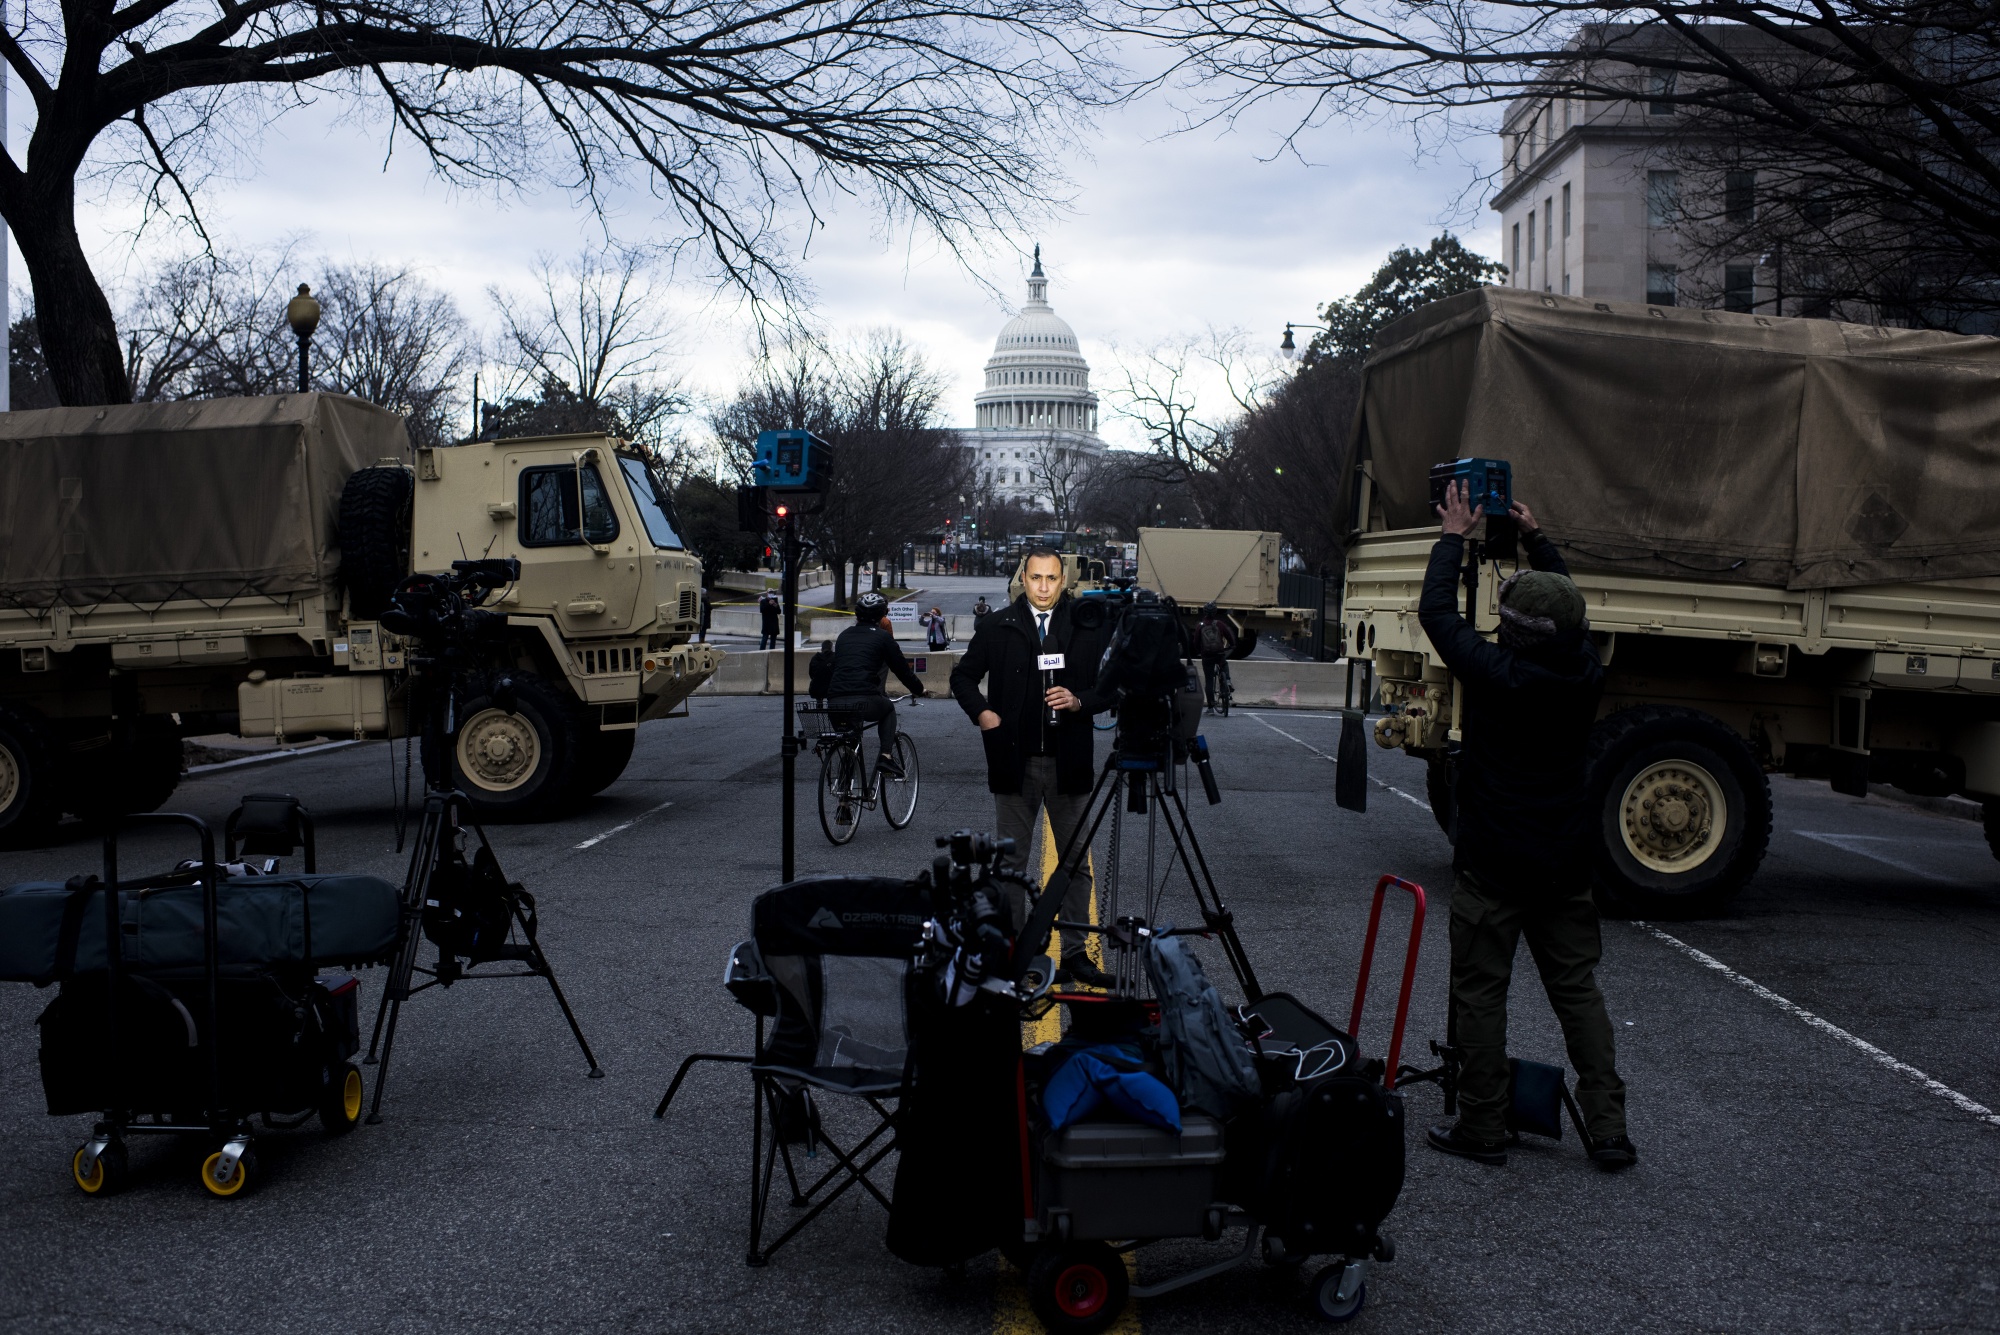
[1345,287,2000,916]
[1135,528,1315,658]
[0,394,719,843]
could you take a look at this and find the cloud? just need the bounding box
[36,61,1500,428]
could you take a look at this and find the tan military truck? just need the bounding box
[1135,528,1315,658]
[1344,287,2000,916]
[0,394,719,843]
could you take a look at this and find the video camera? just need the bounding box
[920,831,1047,1009]
[1079,581,1216,798]
[378,558,520,655]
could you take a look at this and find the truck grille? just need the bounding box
[678,588,697,622]
[578,646,639,675]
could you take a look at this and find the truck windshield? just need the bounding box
[619,455,685,550]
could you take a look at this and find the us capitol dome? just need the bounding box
[966,246,1106,505]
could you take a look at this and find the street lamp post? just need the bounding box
[285,283,322,393]
[1278,321,1330,362]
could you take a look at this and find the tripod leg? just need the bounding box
[365,996,406,1125]
[364,981,391,1064]
[521,916,604,1076]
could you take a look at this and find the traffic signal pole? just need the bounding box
[780,512,800,883]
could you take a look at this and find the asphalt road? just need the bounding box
[2,698,1997,1334]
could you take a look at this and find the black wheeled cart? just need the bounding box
[1010,874,1427,1331]
[5,804,399,1198]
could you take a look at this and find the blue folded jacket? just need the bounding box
[1043,1045,1181,1132]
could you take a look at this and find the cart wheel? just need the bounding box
[200,1146,258,1199]
[1306,1261,1367,1323]
[72,1140,128,1196]
[321,1062,364,1136]
[1027,1241,1129,1334]
[1262,1232,1307,1269]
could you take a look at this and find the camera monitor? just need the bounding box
[753,429,835,493]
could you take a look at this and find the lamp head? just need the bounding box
[1279,323,1298,361]
[286,283,322,340]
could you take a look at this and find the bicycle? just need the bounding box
[1202,656,1234,717]
[804,696,922,846]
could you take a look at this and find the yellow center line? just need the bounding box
[995,815,1139,1335]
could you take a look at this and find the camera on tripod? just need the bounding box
[1081,581,1220,804]
[378,558,519,655]
[922,831,1042,1009]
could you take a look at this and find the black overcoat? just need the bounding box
[949,593,1112,795]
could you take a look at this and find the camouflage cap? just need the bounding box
[1501,570,1585,632]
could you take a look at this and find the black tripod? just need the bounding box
[1016,718,1260,1002]
[362,562,602,1123]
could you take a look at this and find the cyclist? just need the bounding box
[828,591,926,777]
[1196,602,1238,712]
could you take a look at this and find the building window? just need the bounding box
[1803,189,1833,229]
[1526,211,1535,286]
[1544,197,1553,252]
[1724,265,1756,313]
[1726,170,1757,224]
[1511,223,1520,284]
[1562,182,1571,237]
[1562,272,1571,295]
[1647,170,1680,228]
[1648,69,1677,115]
[1646,264,1678,307]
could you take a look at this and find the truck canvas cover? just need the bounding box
[0,393,407,607]
[1353,287,2000,589]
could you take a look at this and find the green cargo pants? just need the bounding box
[1449,872,1627,1144]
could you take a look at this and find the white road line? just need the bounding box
[574,799,675,850]
[1637,922,2000,1130]
[1794,831,1958,883]
[1248,712,1432,810]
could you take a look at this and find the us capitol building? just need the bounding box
[963,247,1107,506]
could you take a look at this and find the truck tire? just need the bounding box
[0,704,63,848]
[1985,801,2000,863]
[573,729,636,799]
[338,467,414,620]
[1587,705,1771,919]
[62,720,184,820]
[1424,756,1455,841]
[1229,628,1259,661]
[448,671,584,821]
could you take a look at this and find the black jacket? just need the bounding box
[759,594,781,634]
[950,594,1112,795]
[1417,530,1604,897]
[827,623,925,700]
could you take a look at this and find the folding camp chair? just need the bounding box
[654,875,929,1266]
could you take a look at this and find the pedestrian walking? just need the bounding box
[1418,481,1637,1172]
[758,590,781,650]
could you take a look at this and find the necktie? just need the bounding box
[1037,612,1049,643]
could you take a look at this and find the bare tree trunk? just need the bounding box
[831,559,848,610]
[13,177,131,405]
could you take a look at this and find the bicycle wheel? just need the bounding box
[818,745,860,845]
[881,733,921,829]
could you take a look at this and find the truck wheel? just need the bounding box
[1229,629,1260,660]
[448,672,584,821]
[573,729,635,799]
[0,704,63,849]
[1424,757,1455,841]
[62,720,184,820]
[1587,706,1771,919]
[1984,802,2000,862]
[338,467,414,620]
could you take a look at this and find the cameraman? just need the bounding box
[950,548,1113,987]
[1418,482,1636,1172]
[827,591,926,778]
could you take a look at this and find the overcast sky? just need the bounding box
[33,54,1501,447]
